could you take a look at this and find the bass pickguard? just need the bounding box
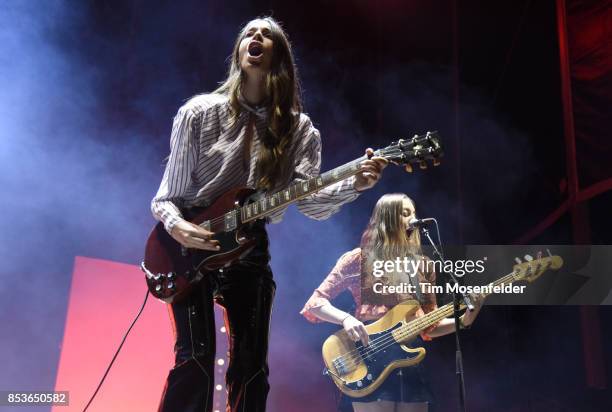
[333,323,425,393]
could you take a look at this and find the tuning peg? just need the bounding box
[536,251,543,259]
[405,164,413,173]
[419,161,428,170]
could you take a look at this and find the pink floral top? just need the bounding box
[300,248,439,339]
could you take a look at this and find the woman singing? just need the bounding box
[301,193,482,412]
[151,16,387,412]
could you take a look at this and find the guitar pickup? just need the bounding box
[332,356,350,376]
[332,353,361,376]
[224,213,237,231]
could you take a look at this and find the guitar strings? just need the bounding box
[336,301,458,370]
[194,144,422,229]
[335,302,459,371]
[333,271,521,371]
[335,300,457,370]
[338,271,520,368]
[198,166,362,228]
[337,266,535,371]
[360,264,544,364]
[196,148,416,228]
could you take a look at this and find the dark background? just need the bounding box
[1,0,610,410]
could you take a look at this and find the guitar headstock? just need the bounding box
[512,254,564,283]
[376,131,443,171]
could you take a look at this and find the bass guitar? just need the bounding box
[142,132,443,303]
[321,254,563,397]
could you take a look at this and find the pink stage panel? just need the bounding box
[52,256,330,412]
[53,256,174,412]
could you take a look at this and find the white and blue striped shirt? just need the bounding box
[151,93,360,233]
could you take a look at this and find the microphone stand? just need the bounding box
[420,221,473,412]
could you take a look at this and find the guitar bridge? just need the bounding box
[332,355,354,376]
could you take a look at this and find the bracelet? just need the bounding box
[341,314,352,324]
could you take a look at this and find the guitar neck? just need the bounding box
[240,155,367,223]
[238,131,444,223]
[396,271,521,339]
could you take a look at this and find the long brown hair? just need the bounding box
[214,17,302,191]
[360,193,423,304]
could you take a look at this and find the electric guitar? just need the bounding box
[142,132,443,303]
[321,254,563,397]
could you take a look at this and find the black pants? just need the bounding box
[158,224,275,412]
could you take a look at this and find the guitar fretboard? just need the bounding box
[392,270,524,342]
[202,131,443,233]
[240,155,368,223]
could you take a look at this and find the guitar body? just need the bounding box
[322,300,427,398]
[142,133,445,303]
[142,187,260,303]
[321,255,564,398]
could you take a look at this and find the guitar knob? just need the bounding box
[167,272,175,280]
[366,374,373,380]
[167,282,175,290]
[356,381,363,387]
[155,284,162,292]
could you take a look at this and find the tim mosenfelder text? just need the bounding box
[372,282,526,295]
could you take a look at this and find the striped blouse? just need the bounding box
[151,93,360,233]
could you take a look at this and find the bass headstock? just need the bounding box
[375,131,444,172]
[512,253,564,283]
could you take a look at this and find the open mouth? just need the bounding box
[248,42,263,58]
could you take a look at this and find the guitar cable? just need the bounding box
[81,289,150,412]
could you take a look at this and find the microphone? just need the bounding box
[408,217,435,230]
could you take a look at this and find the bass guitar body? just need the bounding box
[321,254,564,397]
[322,300,427,398]
[143,187,260,303]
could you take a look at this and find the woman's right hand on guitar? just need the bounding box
[170,220,220,251]
[343,315,370,346]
